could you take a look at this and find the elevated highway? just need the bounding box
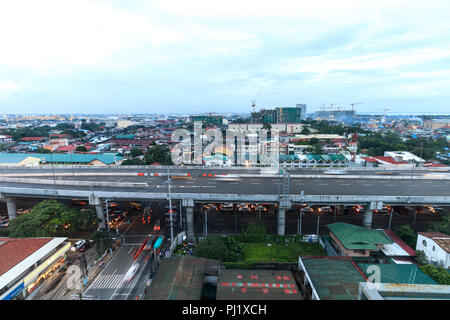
[1,166,449,238]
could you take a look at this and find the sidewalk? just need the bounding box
[32,242,120,300]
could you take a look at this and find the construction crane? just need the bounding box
[251,85,264,113]
[350,102,363,111]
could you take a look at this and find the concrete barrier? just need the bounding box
[0,177,148,188]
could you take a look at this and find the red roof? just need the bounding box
[0,238,52,276]
[418,232,450,253]
[383,229,416,256]
[55,145,77,152]
[361,157,378,163]
[424,163,447,167]
[372,156,408,165]
[21,137,46,141]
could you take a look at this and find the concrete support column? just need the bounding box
[95,205,106,230]
[6,197,17,221]
[182,199,194,242]
[277,207,286,236]
[89,195,105,230]
[363,201,382,229]
[278,198,291,236]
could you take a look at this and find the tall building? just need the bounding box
[190,115,224,126]
[251,105,305,124]
[296,104,307,120]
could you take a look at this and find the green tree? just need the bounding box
[130,148,144,157]
[9,200,96,237]
[195,235,243,262]
[428,211,450,235]
[242,223,267,242]
[395,225,417,248]
[301,126,311,134]
[420,264,450,285]
[144,145,173,165]
[121,159,146,165]
[75,146,88,152]
[36,148,52,154]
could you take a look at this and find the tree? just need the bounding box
[130,148,144,158]
[9,200,96,237]
[301,126,311,134]
[428,211,450,235]
[75,146,88,152]
[395,225,417,248]
[195,235,243,262]
[420,264,450,285]
[242,223,267,242]
[144,145,173,165]
[262,123,272,130]
[121,159,146,165]
[36,148,52,154]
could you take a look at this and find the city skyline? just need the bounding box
[1,0,450,114]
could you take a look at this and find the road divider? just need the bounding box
[0,177,148,188]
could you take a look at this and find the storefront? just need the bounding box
[0,238,70,300]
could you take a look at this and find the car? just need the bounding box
[71,239,86,252]
[238,204,250,212]
[153,219,161,231]
[221,203,234,211]
[301,205,313,213]
[318,206,332,214]
[373,205,392,214]
[78,241,90,252]
[122,263,140,282]
[255,205,267,212]
[352,205,364,214]
[0,222,8,228]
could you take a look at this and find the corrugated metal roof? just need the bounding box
[357,263,438,285]
[146,256,218,300]
[27,153,123,165]
[0,153,39,163]
[328,223,393,250]
[216,269,301,300]
[299,256,366,300]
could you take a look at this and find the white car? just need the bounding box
[122,263,140,282]
[71,239,86,252]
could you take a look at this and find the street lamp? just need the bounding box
[167,168,174,244]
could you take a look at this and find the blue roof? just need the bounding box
[0,153,40,163]
[27,153,123,165]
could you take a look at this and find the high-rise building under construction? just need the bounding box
[251,104,306,124]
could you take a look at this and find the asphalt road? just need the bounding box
[82,202,168,300]
[1,175,449,197]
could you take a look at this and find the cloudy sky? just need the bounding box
[1,0,450,115]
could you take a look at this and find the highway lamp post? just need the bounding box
[50,151,56,186]
[316,214,321,236]
[167,168,174,245]
[70,151,74,176]
[234,206,237,234]
[297,209,303,236]
[203,206,208,238]
[387,206,394,230]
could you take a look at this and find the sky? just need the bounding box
[1,0,450,115]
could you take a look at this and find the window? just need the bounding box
[422,240,427,247]
[432,246,435,251]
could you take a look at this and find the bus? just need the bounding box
[153,236,164,250]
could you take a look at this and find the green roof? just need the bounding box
[300,257,366,300]
[328,222,393,250]
[115,134,135,139]
[27,153,123,165]
[358,263,438,285]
